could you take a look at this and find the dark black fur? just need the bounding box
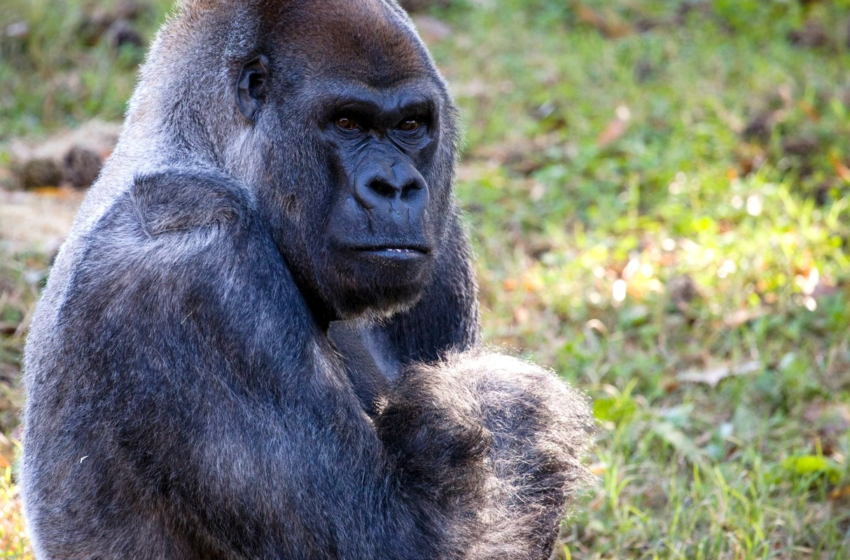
[22,1,593,558]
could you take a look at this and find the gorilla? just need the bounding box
[21,1,593,558]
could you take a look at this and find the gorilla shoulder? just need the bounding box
[131,170,255,242]
[62,171,274,328]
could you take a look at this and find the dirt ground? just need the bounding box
[0,188,84,254]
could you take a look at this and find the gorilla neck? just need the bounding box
[289,270,423,334]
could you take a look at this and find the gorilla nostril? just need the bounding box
[368,178,400,199]
[401,180,423,200]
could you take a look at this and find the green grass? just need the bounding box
[2,0,850,558]
[0,0,172,141]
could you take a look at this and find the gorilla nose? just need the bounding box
[354,163,427,215]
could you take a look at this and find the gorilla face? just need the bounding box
[320,84,442,304]
[236,1,457,324]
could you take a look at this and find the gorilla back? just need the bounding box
[22,1,593,559]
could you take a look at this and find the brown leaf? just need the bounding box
[520,272,543,293]
[597,105,631,148]
[829,154,850,182]
[575,4,633,38]
[829,486,850,501]
[798,100,820,122]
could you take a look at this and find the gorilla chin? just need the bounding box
[328,242,437,319]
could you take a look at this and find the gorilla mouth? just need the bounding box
[353,245,431,261]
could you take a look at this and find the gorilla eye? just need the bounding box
[336,117,361,131]
[397,119,422,132]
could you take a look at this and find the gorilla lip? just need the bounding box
[353,245,430,260]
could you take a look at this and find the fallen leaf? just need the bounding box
[829,153,850,182]
[723,307,766,327]
[597,105,631,148]
[829,486,850,500]
[677,360,760,387]
[798,99,820,122]
[32,186,77,198]
[574,3,633,38]
[520,272,543,293]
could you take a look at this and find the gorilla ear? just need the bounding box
[236,55,270,123]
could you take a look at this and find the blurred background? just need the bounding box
[2,0,850,557]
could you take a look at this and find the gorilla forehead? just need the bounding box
[276,0,431,86]
[173,1,440,99]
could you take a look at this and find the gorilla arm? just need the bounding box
[394,353,595,559]
[24,171,480,559]
[23,172,591,560]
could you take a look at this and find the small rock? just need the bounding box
[63,147,102,189]
[669,274,698,308]
[634,59,654,83]
[10,120,122,191]
[789,20,830,49]
[4,21,30,39]
[18,159,64,190]
[782,136,819,157]
[742,112,772,143]
[813,180,836,206]
[106,19,144,50]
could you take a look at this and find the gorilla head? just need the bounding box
[197,0,459,322]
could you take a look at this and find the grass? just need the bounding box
[2,0,850,558]
[0,254,39,558]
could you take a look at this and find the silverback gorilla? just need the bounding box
[21,1,594,558]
